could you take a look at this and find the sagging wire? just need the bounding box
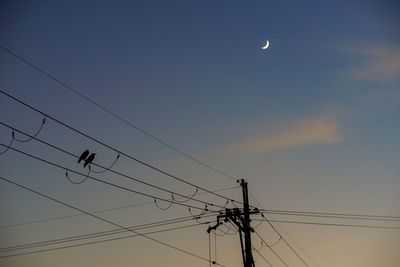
[189,205,209,218]
[252,217,264,229]
[90,153,120,173]
[172,187,199,203]
[154,197,174,210]
[221,200,230,209]
[252,243,273,267]
[0,131,14,155]
[65,168,90,184]
[13,117,46,142]
[215,221,238,236]
[1,117,46,155]
[270,236,283,247]
[252,235,281,254]
[252,240,265,253]
[155,192,206,211]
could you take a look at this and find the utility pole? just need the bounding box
[207,179,258,267]
[241,179,255,267]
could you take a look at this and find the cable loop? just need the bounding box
[252,217,264,229]
[172,187,199,203]
[252,241,264,252]
[269,236,282,247]
[216,222,238,236]
[188,204,208,218]
[13,117,46,143]
[0,131,14,155]
[90,153,120,173]
[154,197,174,210]
[65,168,90,184]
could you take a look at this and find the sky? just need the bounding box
[0,1,399,266]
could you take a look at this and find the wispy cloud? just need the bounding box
[346,45,400,81]
[229,113,343,155]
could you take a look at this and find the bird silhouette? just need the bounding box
[84,153,96,168]
[78,149,90,163]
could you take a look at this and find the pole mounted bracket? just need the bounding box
[207,216,222,233]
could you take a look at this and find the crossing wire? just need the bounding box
[260,213,310,267]
[0,89,241,205]
[0,121,231,210]
[253,230,289,267]
[0,223,208,259]
[252,247,273,267]
[0,175,226,266]
[0,42,236,183]
[0,186,239,230]
[0,214,216,253]
[0,143,221,212]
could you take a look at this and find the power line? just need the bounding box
[259,209,400,221]
[249,191,314,267]
[0,214,216,253]
[0,175,226,266]
[0,223,209,259]
[0,186,239,229]
[253,230,289,267]
[252,247,272,267]
[259,213,311,267]
[0,42,236,182]
[0,143,221,212]
[253,219,400,230]
[0,121,232,210]
[229,218,286,267]
[0,89,241,205]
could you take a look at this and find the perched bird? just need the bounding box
[84,153,96,168]
[78,149,90,163]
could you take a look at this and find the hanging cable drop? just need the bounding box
[154,196,174,210]
[90,152,120,173]
[188,205,211,224]
[0,131,14,155]
[189,204,209,219]
[215,221,238,236]
[251,217,264,230]
[269,236,282,247]
[252,241,265,253]
[13,117,46,142]
[65,169,90,184]
[171,187,198,203]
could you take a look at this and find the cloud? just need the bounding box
[346,45,400,81]
[229,113,343,155]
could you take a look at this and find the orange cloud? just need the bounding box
[229,114,343,155]
[347,45,400,81]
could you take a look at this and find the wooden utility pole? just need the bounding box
[241,179,255,267]
[207,179,257,267]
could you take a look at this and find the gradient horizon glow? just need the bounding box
[0,1,399,266]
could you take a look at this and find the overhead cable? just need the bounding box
[0,42,236,182]
[0,186,239,230]
[0,121,230,209]
[0,143,220,212]
[0,214,216,253]
[0,89,240,204]
[0,175,226,266]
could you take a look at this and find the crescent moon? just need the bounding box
[261,40,270,50]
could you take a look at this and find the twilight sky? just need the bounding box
[0,1,399,267]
